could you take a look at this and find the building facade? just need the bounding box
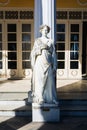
[0,0,87,86]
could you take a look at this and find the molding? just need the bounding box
[56,8,87,11]
[77,0,87,6]
[0,0,10,6]
[0,7,34,10]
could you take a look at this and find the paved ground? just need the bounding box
[0,116,87,130]
[58,80,87,92]
[1,79,87,100]
[0,78,31,92]
[58,80,87,99]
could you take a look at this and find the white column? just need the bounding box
[34,0,42,39]
[34,0,56,43]
[42,0,56,42]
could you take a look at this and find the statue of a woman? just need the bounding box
[31,25,58,104]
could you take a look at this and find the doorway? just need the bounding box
[0,21,33,79]
[56,21,82,79]
[82,22,87,77]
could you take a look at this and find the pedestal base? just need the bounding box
[32,103,60,122]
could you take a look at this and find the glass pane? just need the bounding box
[70,52,79,60]
[8,61,17,69]
[8,43,16,50]
[0,44,2,50]
[8,34,16,41]
[8,24,16,32]
[56,34,65,41]
[70,43,79,51]
[0,34,2,41]
[0,52,2,60]
[58,61,65,69]
[8,52,17,60]
[0,61,2,69]
[70,61,78,69]
[22,34,31,41]
[0,24,2,32]
[22,52,30,60]
[56,43,65,50]
[22,24,31,32]
[57,52,65,60]
[71,24,79,32]
[22,43,31,50]
[71,34,79,42]
[22,61,31,69]
[57,24,65,32]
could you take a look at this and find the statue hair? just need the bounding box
[39,24,50,33]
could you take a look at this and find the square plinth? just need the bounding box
[32,103,60,122]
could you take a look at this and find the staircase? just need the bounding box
[0,92,87,117]
[0,79,87,117]
[0,92,32,116]
[60,99,87,117]
[0,79,32,116]
[58,91,87,117]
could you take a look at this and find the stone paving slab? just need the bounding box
[0,79,31,92]
[0,117,87,130]
[1,79,87,100]
[0,93,28,101]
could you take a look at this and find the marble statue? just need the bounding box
[31,25,58,104]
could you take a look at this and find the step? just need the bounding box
[58,92,87,100]
[60,109,87,117]
[0,92,28,101]
[59,99,87,117]
[1,99,87,117]
[0,101,32,116]
[59,99,87,105]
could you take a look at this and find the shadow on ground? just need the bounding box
[33,117,87,130]
[0,116,32,130]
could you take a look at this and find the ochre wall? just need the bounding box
[0,0,34,7]
[56,0,87,8]
[0,0,87,8]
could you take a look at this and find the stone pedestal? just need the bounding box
[32,103,60,122]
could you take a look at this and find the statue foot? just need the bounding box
[53,100,59,105]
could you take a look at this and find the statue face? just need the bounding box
[41,26,48,36]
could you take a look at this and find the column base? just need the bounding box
[32,103,60,122]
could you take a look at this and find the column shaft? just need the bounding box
[34,0,56,43]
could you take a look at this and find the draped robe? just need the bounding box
[31,38,58,103]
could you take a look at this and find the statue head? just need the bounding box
[39,24,50,33]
